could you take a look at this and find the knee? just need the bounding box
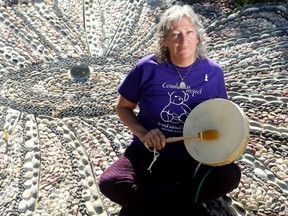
[99,174,136,207]
[232,163,241,188]
[211,163,241,189]
[98,173,114,197]
[230,163,241,183]
[220,163,241,190]
[98,172,134,199]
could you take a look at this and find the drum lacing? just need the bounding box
[144,144,159,173]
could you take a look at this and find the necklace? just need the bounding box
[172,63,193,89]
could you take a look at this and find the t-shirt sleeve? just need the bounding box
[217,68,228,99]
[118,64,142,103]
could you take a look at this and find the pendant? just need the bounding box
[179,81,186,89]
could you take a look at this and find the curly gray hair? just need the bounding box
[154,4,207,62]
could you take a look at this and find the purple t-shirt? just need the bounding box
[119,54,228,159]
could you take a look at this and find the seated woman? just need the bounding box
[99,4,241,216]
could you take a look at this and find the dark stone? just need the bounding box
[69,64,90,79]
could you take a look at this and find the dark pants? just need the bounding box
[99,144,241,216]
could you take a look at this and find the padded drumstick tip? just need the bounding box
[199,129,219,141]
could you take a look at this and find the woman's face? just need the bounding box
[163,16,199,66]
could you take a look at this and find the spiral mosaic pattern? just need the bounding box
[0,0,287,215]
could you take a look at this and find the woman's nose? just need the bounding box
[179,33,187,43]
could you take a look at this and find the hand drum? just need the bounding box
[183,98,249,166]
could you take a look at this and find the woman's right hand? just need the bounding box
[139,128,166,150]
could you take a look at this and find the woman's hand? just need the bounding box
[140,128,166,150]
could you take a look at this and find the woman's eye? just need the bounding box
[172,33,179,38]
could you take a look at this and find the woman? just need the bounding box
[99,4,241,216]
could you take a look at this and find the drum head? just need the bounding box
[183,98,249,166]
